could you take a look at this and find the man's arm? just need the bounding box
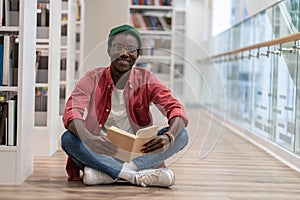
[67,119,118,156]
[141,116,186,153]
[166,116,186,138]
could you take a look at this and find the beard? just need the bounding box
[112,56,134,74]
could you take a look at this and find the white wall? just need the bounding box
[244,0,279,17]
[82,0,129,74]
[183,0,210,105]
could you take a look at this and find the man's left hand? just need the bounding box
[141,135,171,153]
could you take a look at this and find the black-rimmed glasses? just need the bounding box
[111,44,139,55]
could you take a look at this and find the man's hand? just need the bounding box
[68,119,118,156]
[141,134,171,153]
[82,133,118,156]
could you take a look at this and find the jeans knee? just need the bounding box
[61,131,74,151]
[176,129,189,149]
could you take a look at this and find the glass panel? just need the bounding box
[229,24,241,50]
[282,0,300,32]
[200,0,300,157]
[271,42,297,151]
[240,17,255,47]
[272,1,294,38]
[237,51,253,126]
[226,60,239,120]
[254,11,274,43]
[295,41,300,154]
[251,48,273,139]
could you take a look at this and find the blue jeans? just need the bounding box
[61,127,189,179]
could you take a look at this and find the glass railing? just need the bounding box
[199,0,300,155]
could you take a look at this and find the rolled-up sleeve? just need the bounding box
[149,73,189,126]
[62,73,94,129]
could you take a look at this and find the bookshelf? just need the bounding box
[129,0,186,96]
[59,0,78,116]
[58,0,79,136]
[0,0,36,185]
[75,0,85,80]
[34,0,61,157]
[172,0,187,101]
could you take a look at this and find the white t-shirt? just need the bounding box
[104,87,133,134]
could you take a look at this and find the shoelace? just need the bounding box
[136,171,160,187]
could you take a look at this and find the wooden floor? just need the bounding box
[1,109,300,199]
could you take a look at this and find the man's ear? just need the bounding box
[107,47,111,55]
[137,49,141,57]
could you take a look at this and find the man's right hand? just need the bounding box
[82,133,118,156]
[67,119,118,156]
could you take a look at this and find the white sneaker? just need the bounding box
[83,166,116,185]
[135,168,175,187]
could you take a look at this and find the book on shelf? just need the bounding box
[7,99,16,146]
[0,36,3,85]
[131,0,172,6]
[35,51,48,83]
[0,35,18,86]
[130,12,171,31]
[0,97,16,146]
[0,101,7,145]
[76,0,81,21]
[0,0,19,26]
[37,2,49,27]
[35,87,48,112]
[106,125,158,162]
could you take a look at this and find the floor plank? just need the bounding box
[1,108,300,199]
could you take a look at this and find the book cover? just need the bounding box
[107,125,158,162]
[7,99,16,146]
[2,0,10,26]
[0,101,8,145]
[0,36,3,86]
[2,35,12,86]
[0,0,3,26]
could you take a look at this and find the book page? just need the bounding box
[106,125,159,162]
[136,125,158,137]
[106,126,136,152]
[132,125,158,153]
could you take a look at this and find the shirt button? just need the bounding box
[108,85,111,88]
[99,124,102,127]
[106,109,109,112]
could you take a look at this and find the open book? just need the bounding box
[106,125,158,162]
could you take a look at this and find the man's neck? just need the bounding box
[112,70,131,90]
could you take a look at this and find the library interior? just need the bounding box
[1,0,300,199]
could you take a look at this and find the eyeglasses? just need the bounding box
[111,44,139,55]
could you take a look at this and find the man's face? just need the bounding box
[108,33,139,74]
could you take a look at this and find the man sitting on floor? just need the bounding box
[61,24,189,187]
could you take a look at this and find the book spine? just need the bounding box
[0,101,7,145]
[2,35,9,86]
[7,99,16,146]
[0,37,3,86]
[0,0,3,26]
[3,0,10,26]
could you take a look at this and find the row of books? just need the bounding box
[0,0,19,26]
[35,50,48,83]
[131,12,171,31]
[37,3,49,27]
[132,0,172,6]
[0,35,18,86]
[141,37,171,56]
[0,97,17,146]
[35,86,47,113]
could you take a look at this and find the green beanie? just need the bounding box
[108,24,142,48]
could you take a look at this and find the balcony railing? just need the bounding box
[198,0,300,160]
